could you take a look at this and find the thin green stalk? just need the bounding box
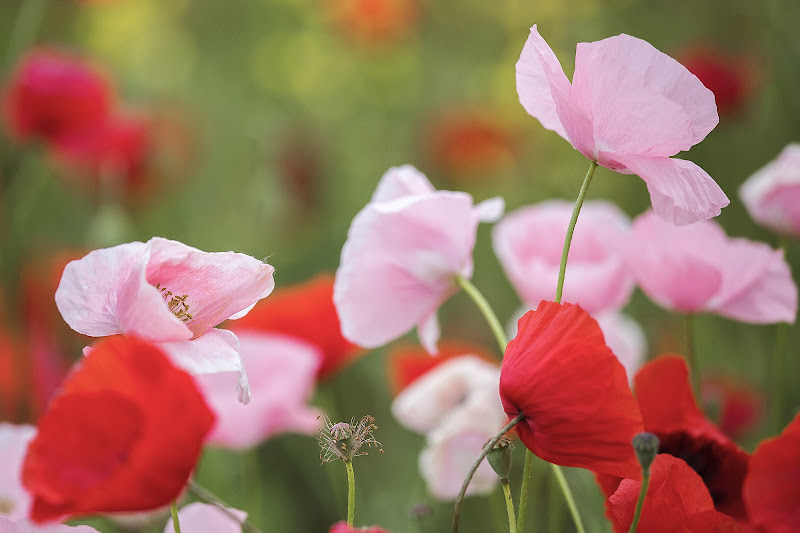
[628,472,651,533]
[515,451,534,532]
[489,487,508,533]
[345,460,355,526]
[501,480,517,533]
[773,321,789,432]
[684,314,700,398]
[4,0,47,72]
[456,274,509,354]
[188,480,265,533]
[453,414,525,533]
[550,464,585,533]
[170,501,182,533]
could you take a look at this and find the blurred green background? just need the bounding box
[1,0,799,531]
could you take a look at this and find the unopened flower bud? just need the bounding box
[486,437,513,481]
[632,432,660,473]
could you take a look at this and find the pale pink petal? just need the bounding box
[227,303,256,321]
[370,164,435,203]
[573,34,716,158]
[417,312,440,355]
[145,238,275,338]
[612,154,729,225]
[0,424,36,520]
[196,333,322,450]
[0,518,99,533]
[740,143,800,236]
[474,197,505,223]
[595,312,646,383]
[55,242,190,340]
[163,503,246,533]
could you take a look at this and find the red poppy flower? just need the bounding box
[633,355,750,520]
[329,522,390,533]
[387,341,494,395]
[743,413,800,532]
[701,375,764,440]
[499,301,643,479]
[22,336,214,522]
[330,0,419,45]
[676,47,754,117]
[608,454,742,533]
[3,49,113,145]
[230,274,361,380]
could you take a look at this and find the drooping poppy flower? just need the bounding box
[334,164,503,353]
[633,355,750,520]
[163,503,246,533]
[740,143,800,237]
[229,274,359,381]
[330,0,419,46]
[493,200,634,314]
[743,413,800,532]
[607,454,743,533]
[0,424,36,519]
[3,49,113,145]
[499,301,643,479]
[194,332,321,451]
[677,46,754,117]
[516,25,728,225]
[625,210,797,324]
[0,517,100,532]
[387,341,494,395]
[55,237,275,403]
[701,375,764,440]
[329,521,390,533]
[22,336,214,523]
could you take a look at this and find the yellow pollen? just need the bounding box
[154,283,193,322]
[0,497,14,514]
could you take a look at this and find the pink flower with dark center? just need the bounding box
[55,237,275,403]
[516,26,728,225]
[740,143,800,237]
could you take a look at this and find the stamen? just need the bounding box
[154,283,193,322]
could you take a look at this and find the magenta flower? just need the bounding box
[334,165,503,353]
[516,26,728,225]
[0,424,36,520]
[194,332,322,450]
[740,143,800,237]
[163,503,246,533]
[55,237,275,403]
[625,210,797,323]
[493,200,634,314]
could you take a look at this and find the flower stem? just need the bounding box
[170,501,182,533]
[501,480,516,533]
[627,471,651,533]
[684,314,700,398]
[345,460,356,526]
[515,451,534,532]
[453,413,525,533]
[555,160,598,304]
[550,464,586,533]
[456,274,509,354]
[773,321,789,432]
[188,480,266,533]
[4,0,47,72]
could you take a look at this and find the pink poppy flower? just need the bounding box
[493,200,634,314]
[163,503,246,533]
[740,143,800,237]
[516,25,728,225]
[0,518,99,532]
[194,332,322,450]
[334,165,503,353]
[625,210,797,323]
[0,424,36,520]
[55,237,275,403]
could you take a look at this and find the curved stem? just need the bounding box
[550,464,586,533]
[4,0,47,72]
[456,274,509,354]
[628,472,651,533]
[684,314,700,398]
[188,480,266,533]
[515,450,534,532]
[170,501,182,533]
[452,414,525,533]
[555,160,598,303]
[345,460,356,526]
[501,480,517,533]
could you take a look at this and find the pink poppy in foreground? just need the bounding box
[493,200,634,314]
[163,503,246,533]
[0,518,99,532]
[334,165,503,353]
[195,332,322,450]
[625,210,797,324]
[516,25,728,225]
[740,143,800,237]
[0,424,36,519]
[329,522,390,533]
[55,237,275,403]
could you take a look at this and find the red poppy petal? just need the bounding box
[743,413,800,532]
[499,301,643,479]
[686,511,743,533]
[23,336,214,522]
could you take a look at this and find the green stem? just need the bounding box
[345,460,355,526]
[515,451,534,532]
[684,314,700,398]
[453,414,525,533]
[550,464,585,533]
[170,501,182,533]
[188,480,265,533]
[628,472,651,533]
[555,160,598,304]
[501,480,517,533]
[773,321,789,432]
[4,0,47,72]
[456,274,509,354]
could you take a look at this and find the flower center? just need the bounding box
[154,283,193,322]
[0,496,14,514]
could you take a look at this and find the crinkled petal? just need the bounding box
[163,502,246,533]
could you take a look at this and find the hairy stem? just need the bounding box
[515,451,534,532]
[628,472,651,533]
[502,480,517,533]
[345,460,356,526]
